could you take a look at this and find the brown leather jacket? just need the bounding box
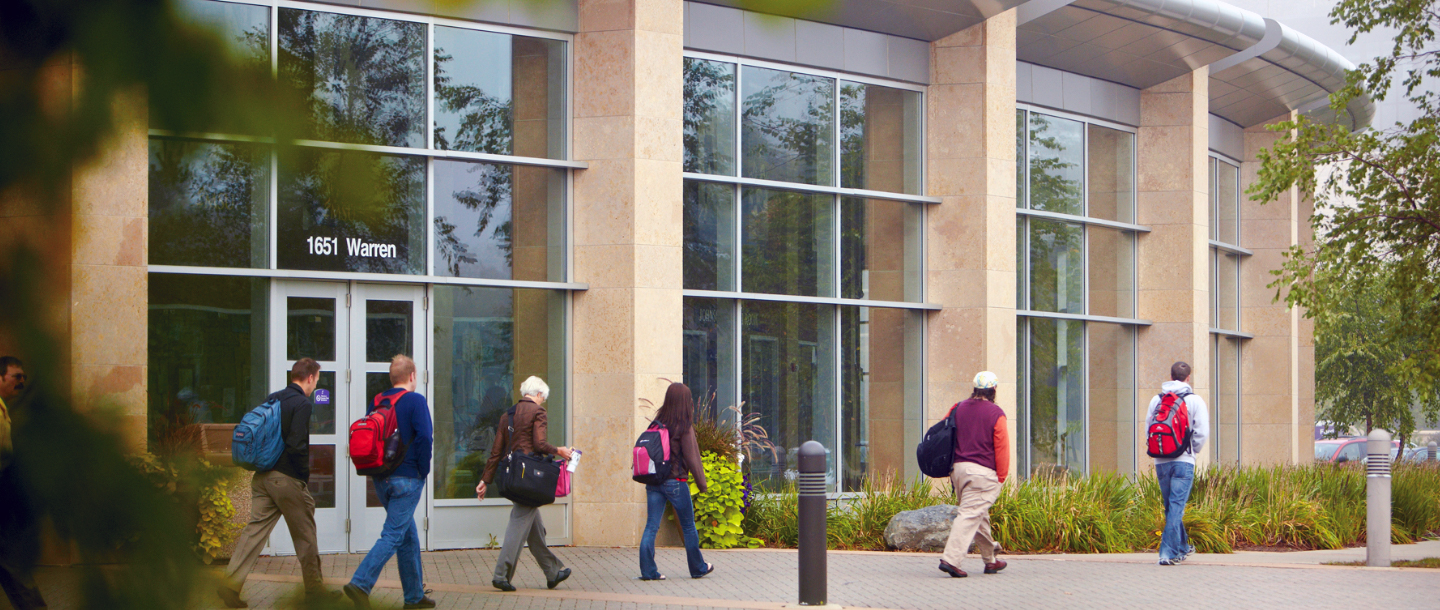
[481,399,558,484]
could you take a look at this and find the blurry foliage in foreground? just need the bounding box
[744,464,1440,553]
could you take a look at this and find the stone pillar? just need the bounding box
[1240,112,1309,464]
[925,11,1018,480]
[570,0,684,546]
[1135,68,1210,469]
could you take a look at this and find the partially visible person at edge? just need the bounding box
[345,355,436,609]
[0,356,46,610]
[476,376,575,592]
[637,383,715,581]
[219,358,336,608]
[1147,361,1209,566]
[938,371,1010,579]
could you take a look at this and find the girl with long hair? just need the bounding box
[638,382,715,580]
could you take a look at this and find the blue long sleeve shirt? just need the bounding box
[371,388,433,480]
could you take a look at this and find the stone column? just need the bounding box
[1135,68,1210,469]
[925,11,1018,479]
[1240,112,1309,464]
[570,0,684,546]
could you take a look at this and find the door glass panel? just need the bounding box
[288,297,336,361]
[366,372,393,408]
[310,370,336,434]
[309,444,336,508]
[366,478,383,507]
[367,300,414,362]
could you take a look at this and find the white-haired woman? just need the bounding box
[476,376,575,591]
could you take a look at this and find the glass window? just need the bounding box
[148,274,270,444]
[276,148,426,274]
[684,58,737,175]
[433,160,565,281]
[683,297,738,420]
[741,66,835,186]
[1216,160,1240,244]
[1026,317,1085,476]
[287,297,336,361]
[1213,335,1241,463]
[741,188,835,297]
[149,139,269,268]
[433,27,566,158]
[1086,323,1134,474]
[1216,251,1239,331]
[841,197,920,302]
[683,181,736,291]
[1026,113,1083,216]
[839,81,921,194]
[1087,228,1133,319]
[157,0,271,134]
[1086,125,1134,224]
[841,306,921,491]
[1209,158,1220,241]
[278,8,427,148]
[1016,110,1027,209]
[308,445,336,508]
[1028,219,1083,314]
[743,301,836,491]
[431,286,566,500]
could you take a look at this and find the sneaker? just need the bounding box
[403,597,437,609]
[343,584,372,609]
[983,559,1007,574]
[1158,558,1176,566]
[547,568,572,589]
[938,560,968,578]
[216,587,247,608]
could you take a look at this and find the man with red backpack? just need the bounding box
[1146,361,1209,566]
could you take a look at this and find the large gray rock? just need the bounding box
[883,504,961,551]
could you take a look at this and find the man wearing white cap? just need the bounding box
[938,371,1010,578]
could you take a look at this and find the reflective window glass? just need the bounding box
[308,444,336,508]
[742,301,836,491]
[1016,218,1027,309]
[683,297,737,421]
[1217,251,1239,331]
[278,8,426,147]
[1087,228,1133,319]
[1086,323,1134,474]
[841,197,919,302]
[366,300,413,363]
[1209,158,1220,241]
[1086,125,1134,224]
[433,160,564,281]
[840,81,921,194]
[1027,317,1085,476]
[1216,160,1240,244]
[684,58,737,175]
[431,287,565,499]
[310,370,336,434]
[149,139,269,268]
[742,188,834,297]
[841,306,921,491]
[148,274,269,441]
[287,297,336,361]
[683,181,736,291]
[433,27,566,158]
[1029,219,1084,314]
[1027,113,1084,216]
[1016,109,1026,208]
[1213,336,1241,463]
[277,148,425,274]
[156,0,270,134]
[741,66,834,185]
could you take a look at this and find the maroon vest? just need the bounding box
[951,398,1003,471]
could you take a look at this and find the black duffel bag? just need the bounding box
[494,405,561,506]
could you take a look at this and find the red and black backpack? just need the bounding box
[349,390,409,476]
[1146,391,1193,459]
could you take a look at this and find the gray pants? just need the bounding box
[224,470,324,593]
[494,504,563,583]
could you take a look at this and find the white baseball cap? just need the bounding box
[973,371,999,390]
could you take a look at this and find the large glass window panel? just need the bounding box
[742,301,836,491]
[1217,251,1239,331]
[149,139,269,268]
[433,28,565,158]
[1086,323,1134,474]
[277,148,425,274]
[1027,113,1083,216]
[1086,125,1134,224]
[1016,218,1027,309]
[1086,228,1134,319]
[841,198,920,302]
[1016,109,1026,208]
[839,81,921,195]
[278,8,426,147]
[1216,160,1240,244]
[741,66,834,186]
[1029,219,1083,314]
[841,306,921,491]
[1208,158,1219,241]
[683,297,737,421]
[366,300,413,363]
[433,160,564,281]
[148,274,269,445]
[287,297,336,361]
[1213,336,1241,463]
[176,0,270,67]
[684,58,737,175]
[157,0,270,134]
[742,188,834,297]
[684,181,736,291]
[1027,317,1085,476]
[432,287,566,500]
[1016,317,1029,476]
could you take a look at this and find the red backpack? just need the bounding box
[349,390,409,476]
[1146,391,1193,458]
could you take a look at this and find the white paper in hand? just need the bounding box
[568,449,582,472]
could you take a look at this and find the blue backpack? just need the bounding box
[232,398,285,471]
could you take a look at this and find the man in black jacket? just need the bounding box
[219,358,334,608]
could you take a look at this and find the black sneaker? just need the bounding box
[547,568,572,590]
[938,560,968,578]
[216,587,247,608]
[343,583,371,609]
[403,597,437,609]
[492,579,516,592]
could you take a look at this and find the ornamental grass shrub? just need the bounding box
[741,463,1440,554]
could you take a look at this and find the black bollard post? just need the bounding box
[797,441,827,606]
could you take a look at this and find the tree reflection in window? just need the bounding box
[1028,317,1085,476]
[432,160,562,281]
[742,66,834,186]
[433,28,565,158]
[684,58,736,175]
[840,82,920,194]
[149,140,269,268]
[278,8,426,147]
[277,148,425,274]
[742,188,834,297]
[1029,219,1084,314]
[1026,112,1083,216]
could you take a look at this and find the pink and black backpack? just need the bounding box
[632,422,675,485]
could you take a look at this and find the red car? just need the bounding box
[1314,438,1400,464]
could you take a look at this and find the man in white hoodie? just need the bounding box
[1146,361,1208,566]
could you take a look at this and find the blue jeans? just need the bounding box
[350,476,425,603]
[639,480,707,579]
[1156,461,1194,560]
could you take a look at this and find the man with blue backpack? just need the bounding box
[219,358,334,608]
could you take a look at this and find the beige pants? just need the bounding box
[224,470,323,593]
[940,461,1001,567]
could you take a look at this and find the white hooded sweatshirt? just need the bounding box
[1145,380,1209,465]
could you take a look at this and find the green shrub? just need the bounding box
[131,453,242,564]
[691,451,760,548]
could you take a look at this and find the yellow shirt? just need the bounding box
[0,395,11,471]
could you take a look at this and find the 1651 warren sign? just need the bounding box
[277,149,425,275]
[306,236,399,259]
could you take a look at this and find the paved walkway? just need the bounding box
[18,542,1440,610]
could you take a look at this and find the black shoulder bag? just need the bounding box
[494,404,561,507]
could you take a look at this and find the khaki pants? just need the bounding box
[224,470,323,593]
[940,461,1000,567]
